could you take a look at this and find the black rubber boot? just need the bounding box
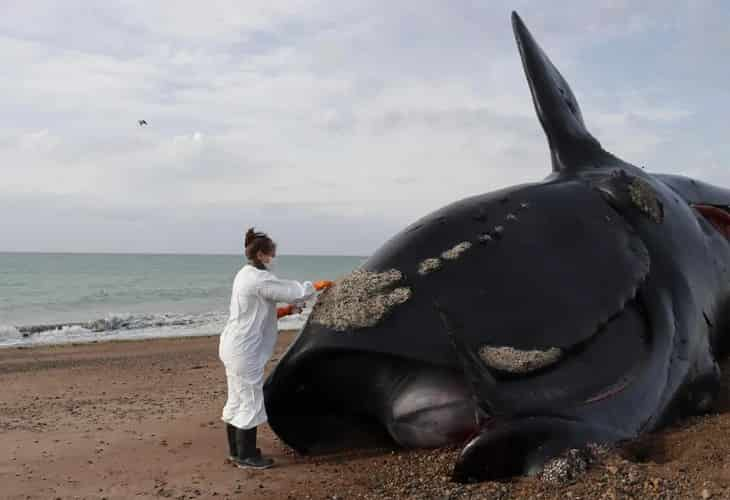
[233,427,274,470]
[226,424,237,461]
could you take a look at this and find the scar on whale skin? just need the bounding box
[309,269,411,331]
[479,345,563,374]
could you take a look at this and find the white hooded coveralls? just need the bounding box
[219,265,316,429]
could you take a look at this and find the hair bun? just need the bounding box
[243,228,276,266]
[244,227,257,247]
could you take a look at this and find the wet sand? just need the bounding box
[0,332,375,499]
[3,333,730,499]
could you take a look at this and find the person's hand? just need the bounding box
[276,305,294,318]
[277,304,304,318]
[314,280,334,291]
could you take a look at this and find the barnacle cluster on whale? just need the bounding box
[418,257,442,275]
[308,269,411,331]
[478,345,563,374]
[441,242,472,260]
[628,177,664,223]
[418,241,473,275]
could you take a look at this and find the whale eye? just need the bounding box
[693,204,730,239]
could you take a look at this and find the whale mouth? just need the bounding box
[265,348,479,454]
[264,350,392,454]
[265,289,649,457]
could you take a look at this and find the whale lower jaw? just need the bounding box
[264,350,479,453]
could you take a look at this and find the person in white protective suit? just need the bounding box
[219,227,333,469]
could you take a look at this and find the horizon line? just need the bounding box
[0,250,369,258]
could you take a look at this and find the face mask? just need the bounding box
[266,257,277,271]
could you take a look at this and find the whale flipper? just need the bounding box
[512,12,614,172]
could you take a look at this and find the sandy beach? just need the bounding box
[0,332,378,499]
[3,333,730,499]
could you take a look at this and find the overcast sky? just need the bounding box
[2,1,729,255]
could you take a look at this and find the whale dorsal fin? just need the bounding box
[512,12,609,173]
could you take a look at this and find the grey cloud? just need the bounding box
[368,107,534,134]
[1,2,728,254]
[0,192,402,255]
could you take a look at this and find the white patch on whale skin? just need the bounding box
[418,258,442,275]
[441,241,472,260]
[628,177,663,223]
[309,269,411,331]
[418,241,472,276]
[478,345,563,374]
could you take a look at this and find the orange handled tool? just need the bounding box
[314,280,334,291]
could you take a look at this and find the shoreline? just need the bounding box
[0,311,307,351]
[0,330,218,351]
[3,332,222,350]
[0,330,226,352]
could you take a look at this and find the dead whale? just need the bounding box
[264,12,730,482]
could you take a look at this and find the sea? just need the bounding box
[0,253,365,349]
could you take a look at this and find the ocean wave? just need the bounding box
[0,324,20,339]
[1,307,311,348]
[14,312,224,336]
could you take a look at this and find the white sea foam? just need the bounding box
[0,325,20,339]
[1,307,313,348]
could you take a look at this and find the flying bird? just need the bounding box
[138,120,148,127]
